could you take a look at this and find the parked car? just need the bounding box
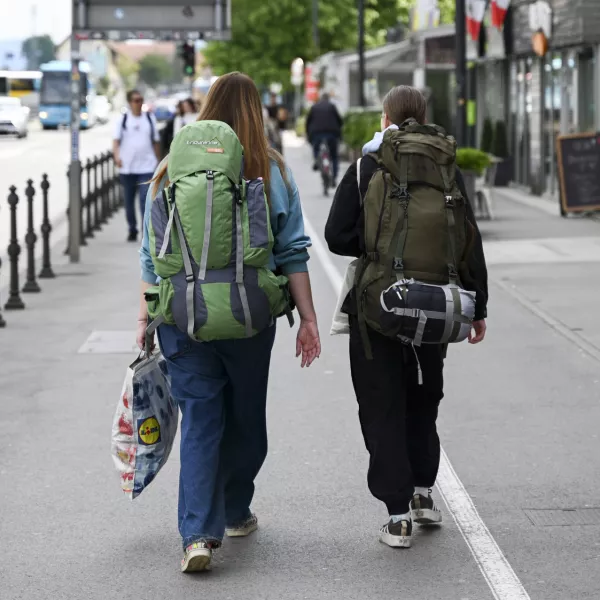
[0,97,29,138]
[151,99,177,122]
[94,95,112,124]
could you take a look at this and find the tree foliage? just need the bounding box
[116,54,140,89]
[138,54,174,88]
[21,36,55,70]
[203,0,457,88]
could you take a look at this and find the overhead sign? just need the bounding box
[73,1,232,41]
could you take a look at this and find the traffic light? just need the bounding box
[181,42,196,77]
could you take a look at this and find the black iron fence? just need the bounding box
[0,151,121,328]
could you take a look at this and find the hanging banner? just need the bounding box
[491,0,511,29]
[466,0,487,41]
[304,63,319,104]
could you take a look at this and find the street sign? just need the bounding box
[74,1,232,39]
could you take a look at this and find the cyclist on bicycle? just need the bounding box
[306,92,343,185]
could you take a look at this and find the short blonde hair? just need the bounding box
[382,85,427,126]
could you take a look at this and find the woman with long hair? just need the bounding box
[173,97,199,134]
[138,72,321,573]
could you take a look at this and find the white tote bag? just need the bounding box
[330,158,363,336]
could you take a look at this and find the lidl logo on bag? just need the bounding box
[138,416,161,446]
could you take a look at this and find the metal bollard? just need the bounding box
[22,179,41,293]
[84,158,94,239]
[5,186,25,310]
[99,154,109,225]
[108,152,115,213]
[39,174,55,279]
[92,156,101,231]
[79,164,87,247]
[0,203,6,327]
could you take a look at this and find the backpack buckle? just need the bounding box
[393,258,404,272]
[185,274,195,283]
[445,195,455,207]
[448,264,458,278]
[391,185,408,200]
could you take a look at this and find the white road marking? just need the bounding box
[303,213,531,600]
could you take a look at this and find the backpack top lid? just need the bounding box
[168,120,243,185]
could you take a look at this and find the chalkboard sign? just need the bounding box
[556,132,600,213]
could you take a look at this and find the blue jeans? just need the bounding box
[120,172,153,235]
[156,323,276,549]
[311,134,340,179]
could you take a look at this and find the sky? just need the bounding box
[0,0,71,44]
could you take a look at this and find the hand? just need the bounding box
[115,155,123,168]
[469,319,486,344]
[296,318,321,368]
[136,318,154,352]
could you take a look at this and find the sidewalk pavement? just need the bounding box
[2,135,600,599]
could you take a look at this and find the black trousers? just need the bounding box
[349,317,445,515]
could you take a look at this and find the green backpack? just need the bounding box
[145,120,291,341]
[355,119,475,357]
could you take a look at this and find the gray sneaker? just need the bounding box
[410,490,443,525]
[379,518,412,548]
[226,513,258,537]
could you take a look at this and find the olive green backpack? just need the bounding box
[355,119,475,357]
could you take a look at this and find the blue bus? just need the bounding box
[39,61,96,130]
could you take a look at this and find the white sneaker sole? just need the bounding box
[225,522,258,538]
[181,548,212,573]
[379,531,412,548]
[411,508,443,525]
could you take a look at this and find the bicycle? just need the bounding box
[317,140,332,196]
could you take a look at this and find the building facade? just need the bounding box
[508,0,600,196]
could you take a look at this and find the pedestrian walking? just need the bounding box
[138,72,321,573]
[113,89,161,242]
[173,97,199,135]
[325,85,488,549]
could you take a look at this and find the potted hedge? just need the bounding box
[456,148,491,203]
[343,109,382,162]
[491,120,513,186]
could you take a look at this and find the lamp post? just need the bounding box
[358,0,366,107]
[455,0,467,146]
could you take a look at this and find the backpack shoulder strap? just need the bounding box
[146,112,155,142]
[356,158,363,205]
[121,113,127,132]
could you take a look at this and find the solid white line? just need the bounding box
[304,213,531,600]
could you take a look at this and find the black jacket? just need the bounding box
[306,100,343,140]
[324,155,489,321]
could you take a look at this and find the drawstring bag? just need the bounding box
[111,330,178,499]
[330,259,358,336]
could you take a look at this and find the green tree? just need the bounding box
[21,35,55,70]
[116,54,140,89]
[138,54,173,88]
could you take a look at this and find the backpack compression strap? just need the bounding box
[234,185,253,338]
[198,171,214,281]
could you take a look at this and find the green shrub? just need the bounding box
[456,148,491,176]
[343,109,381,150]
[480,118,494,153]
[492,120,509,158]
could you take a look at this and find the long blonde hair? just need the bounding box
[152,72,286,197]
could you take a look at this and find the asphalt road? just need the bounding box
[1,133,600,599]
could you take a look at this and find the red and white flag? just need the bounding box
[466,0,487,41]
[491,0,511,28]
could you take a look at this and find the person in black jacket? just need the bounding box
[306,93,344,183]
[324,85,488,550]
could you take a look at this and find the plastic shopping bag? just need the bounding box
[111,351,178,499]
[330,259,358,336]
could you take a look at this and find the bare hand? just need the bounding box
[136,319,154,352]
[115,156,123,168]
[296,318,321,368]
[469,319,486,344]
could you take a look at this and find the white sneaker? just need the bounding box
[379,518,412,548]
[410,491,443,525]
[226,513,258,537]
[181,541,213,573]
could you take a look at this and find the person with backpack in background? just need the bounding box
[138,72,321,573]
[113,89,161,242]
[325,85,488,550]
[159,100,183,159]
[306,92,343,185]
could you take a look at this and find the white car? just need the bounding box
[94,95,112,125]
[0,97,29,138]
